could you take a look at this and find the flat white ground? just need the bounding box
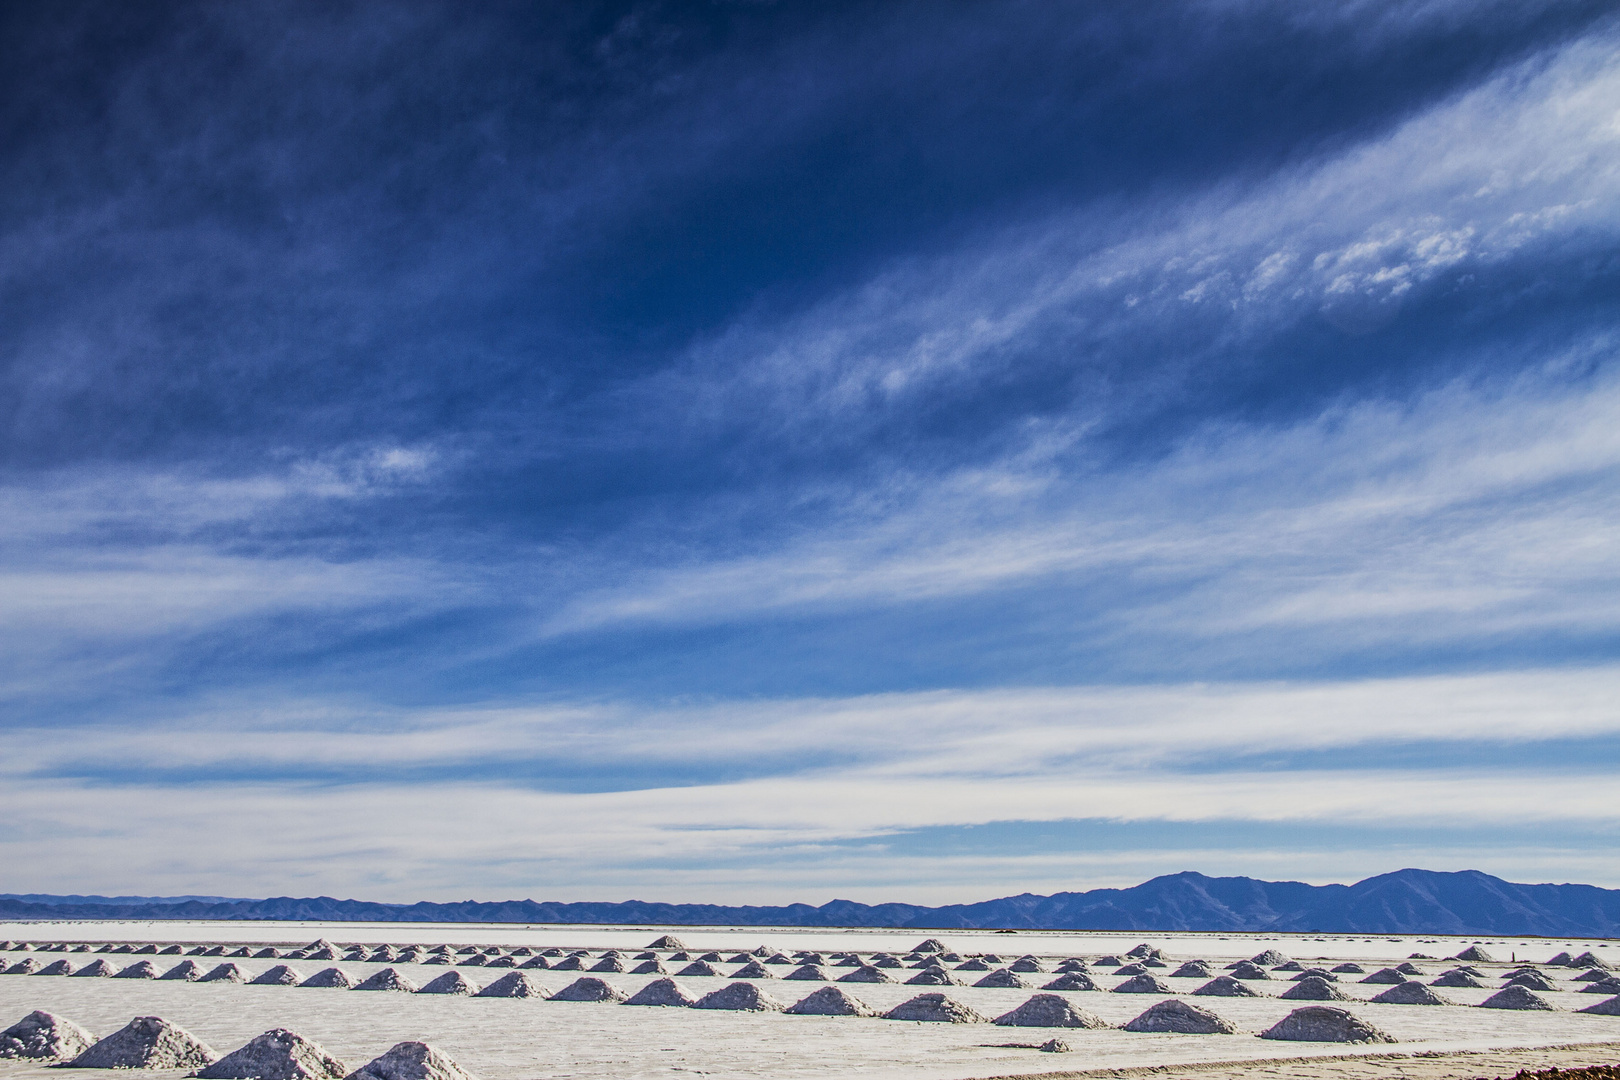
[0,921,1616,1080]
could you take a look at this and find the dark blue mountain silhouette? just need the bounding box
[5,870,1617,935]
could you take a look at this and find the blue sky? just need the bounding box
[3,0,1619,902]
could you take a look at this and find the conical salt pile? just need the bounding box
[66,1017,218,1069]
[473,972,546,998]
[1360,967,1406,984]
[419,972,478,996]
[589,957,626,973]
[1248,950,1290,966]
[1280,976,1347,1001]
[550,956,585,971]
[251,965,305,986]
[912,939,947,953]
[345,1042,473,1080]
[624,977,695,1006]
[1292,968,1337,982]
[1506,971,1559,992]
[115,961,159,979]
[786,986,875,1016]
[1112,974,1173,994]
[1582,977,1620,994]
[551,977,626,1002]
[785,965,827,981]
[301,968,356,989]
[1547,952,1574,966]
[519,957,549,969]
[954,959,990,971]
[1114,963,1148,976]
[1008,958,1046,973]
[0,1011,95,1060]
[1572,952,1611,970]
[691,982,784,1011]
[1193,975,1259,997]
[1123,999,1237,1034]
[1229,962,1270,980]
[35,960,76,976]
[160,960,203,981]
[306,940,337,953]
[1372,981,1451,1006]
[974,969,1030,989]
[1579,996,1620,1016]
[1453,945,1495,963]
[838,965,892,984]
[648,936,686,950]
[730,960,773,979]
[1479,986,1555,1010]
[1170,961,1214,979]
[906,966,956,985]
[993,994,1107,1028]
[1040,970,1098,990]
[3,960,40,975]
[1432,970,1485,988]
[201,963,250,983]
[1261,1006,1393,1043]
[676,961,719,977]
[883,993,986,1023]
[630,960,667,975]
[354,968,418,993]
[306,947,340,961]
[71,960,116,978]
[196,1028,347,1080]
[1332,963,1365,973]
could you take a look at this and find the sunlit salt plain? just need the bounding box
[1,921,1618,1080]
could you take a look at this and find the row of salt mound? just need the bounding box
[1,1012,472,1080]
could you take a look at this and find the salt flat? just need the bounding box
[0,921,1616,1080]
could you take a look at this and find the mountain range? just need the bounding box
[4,870,1618,936]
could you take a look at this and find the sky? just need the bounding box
[3,0,1619,904]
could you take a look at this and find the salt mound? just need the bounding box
[196,1028,347,1080]
[158,946,182,955]
[345,1042,472,1080]
[1260,1006,1394,1043]
[419,972,478,996]
[1360,967,1406,984]
[906,967,956,985]
[725,952,751,964]
[954,959,990,971]
[1249,950,1290,966]
[1170,961,1214,978]
[699,952,724,962]
[1372,981,1451,1006]
[1229,962,1269,980]
[135,945,158,955]
[677,961,720,977]
[0,960,36,974]
[1292,968,1337,981]
[1125,944,1156,958]
[974,969,1029,989]
[1123,999,1237,1035]
[300,968,356,989]
[472,972,543,998]
[1093,955,1121,966]
[1281,976,1347,1001]
[1432,970,1486,988]
[306,939,337,952]
[201,963,250,983]
[1581,977,1620,994]
[71,961,116,978]
[66,1017,219,1069]
[839,965,893,984]
[1008,958,1046,973]
[731,960,773,979]
[115,961,159,979]
[1506,971,1559,991]
[353,968,417,993]
[630,960,667,975]
[0,1010,95,1060]
[36,960,75,976]
[884,993,986,1023]
[519,957,549,969]
[1572,952,1611,970]
[1193,976,1260,997]
[1112,974,1173,994]
[1042,972,1099,991]
[551,956,585,971]
[1273,961,1304,972]
[589,957,625,973]
[1395,962,1426,976]
[786,987,875,1016]
[1547,952,1574,966]
[1453,945,1495,963]
[624,977,695,1006]
[1332,963,1365,973]
[1479,986,1555,1010]
[251,965,305,986]
[993,995,1107,1029]
[1578,996,1620,1016]
[552,977,626,1002]
[255,948,283,959]
[693,983,784,1011]
[1574,969,1611,981]
[785,965,828,981]
[648,935,686,950]
[160,961,203,981]
[1055,959,1088,972]
[1114,963,1148,976]
[912,939,947,953]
